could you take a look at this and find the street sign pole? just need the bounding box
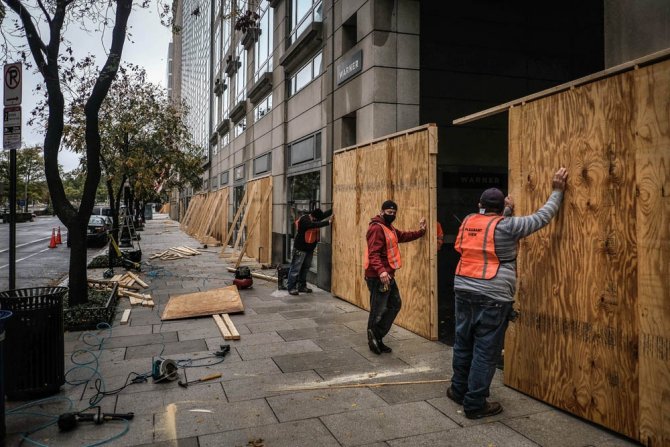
[9,148,16,290]
[4,62,22,290]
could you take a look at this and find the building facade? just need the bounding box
[170,0,670,340]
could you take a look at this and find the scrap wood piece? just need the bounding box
[120,309,131,325]
[161,285,244,321]
[221,314,240,340]
[129,296,143,306]
[125,271,148,288]
[213,314,233,340]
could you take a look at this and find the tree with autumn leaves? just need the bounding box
[44,60,204,253]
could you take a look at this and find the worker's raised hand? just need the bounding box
[504,195,514,210]
[419,217,426,231]
[329,215,335,224]
[552,167,568,191]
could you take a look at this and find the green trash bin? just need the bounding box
[0,287,67,400]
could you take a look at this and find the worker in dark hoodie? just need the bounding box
[364,200,426,354]
[288,208,334,295]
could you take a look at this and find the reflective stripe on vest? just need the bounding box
[455,214,503,279]
[363,223,402,270]
[296,218,320,244]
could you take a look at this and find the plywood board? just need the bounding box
[243,176,272,264]
[332,124,438,340]
[632,60,670,447]
[161,286,245,321]
[506,58,670,444]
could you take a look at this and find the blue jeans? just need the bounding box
[451,291,512,412]
[365,277,401,340]
[287,248,313,291]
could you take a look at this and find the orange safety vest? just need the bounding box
[455,214,503,279]
[295,218,320,244]
[364,223,402,270]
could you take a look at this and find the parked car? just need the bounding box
[66,215,111,247]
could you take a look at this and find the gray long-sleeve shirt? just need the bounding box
[454,190,564,302]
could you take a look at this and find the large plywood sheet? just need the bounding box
[161,285,244,320]
[332,125,438,340]
[633,60,670,447]
[506,59,670,444]
[244,176,272,264]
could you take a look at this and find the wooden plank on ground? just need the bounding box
[120,309,131,325]
[125,271,148,288]
[213,314,233,340]
[161,285,245,320]
[221,314,240,340]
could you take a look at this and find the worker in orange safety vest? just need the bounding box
[364,200,426,355]
[448,167,568,420]
[287,208,333,295]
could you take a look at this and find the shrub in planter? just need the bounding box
[63,281,119,331]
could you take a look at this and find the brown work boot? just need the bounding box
[446,386,463,405]
[465,401,503,419]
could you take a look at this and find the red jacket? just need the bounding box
[365,215,425,279]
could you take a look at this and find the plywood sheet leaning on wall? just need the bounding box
[332,124,438,340]
[505,58,670,444]
[633,60,670,447]
[180,189,229,246]
[243,176,272,264]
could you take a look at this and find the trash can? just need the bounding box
[277,264,290,290]
[0,287,67,400]
[0,310,12,442]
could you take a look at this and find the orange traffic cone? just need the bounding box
[49,228,57,249]
[56,226,62,244]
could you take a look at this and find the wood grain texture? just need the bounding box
[243,176,272,264]
[506,59,670,444]
[332,124,438,340]
[161,286,244,320]
[633,60,670,447]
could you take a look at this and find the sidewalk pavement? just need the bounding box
[5,214,640,446]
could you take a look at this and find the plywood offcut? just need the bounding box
[161,286,244,321]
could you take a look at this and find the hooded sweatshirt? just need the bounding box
[365,215,425,279]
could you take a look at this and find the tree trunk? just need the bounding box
[68,222,89,303]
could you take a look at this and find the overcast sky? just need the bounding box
[2,3,173,172]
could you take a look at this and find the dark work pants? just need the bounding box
[287,248,313,291]
[451,291,512,412]
[365,277,402,341]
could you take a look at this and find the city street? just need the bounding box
[0,216,71,290]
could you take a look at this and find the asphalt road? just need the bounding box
[0,216,74,290]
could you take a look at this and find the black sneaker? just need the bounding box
[298,286,312,293]
[367,329,381,355]
[288,289,300,296]
[446,387,463,405]
[465,401,503,419]
[378,340,392,353]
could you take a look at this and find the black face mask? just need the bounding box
[383,214,396,225]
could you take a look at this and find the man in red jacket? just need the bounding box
[365,200,426,354]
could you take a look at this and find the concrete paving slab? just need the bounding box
[277,324,356,341]
[196,357,282,382]
[278,308,345,319]
[313,332,371,350]
[249,303,313,314]
[273,347,372,373]
[198,418,341,447]
[268,387,388,422]
[315,359,413,383]
[204,331,284,350]
[371,381,449,405]
[502,409,640,447]
[224,312,286,326]
[79,332,179,350]
[321,400,459,446]
[245,317,318,333]
[236,339,323,360]
[115,382,226,414]
[222,370,321,402]
[387,421,541,447]
[134,437,200,447]
[125,339,208,360]
[313,310,370,325]
[153,399,277,441]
